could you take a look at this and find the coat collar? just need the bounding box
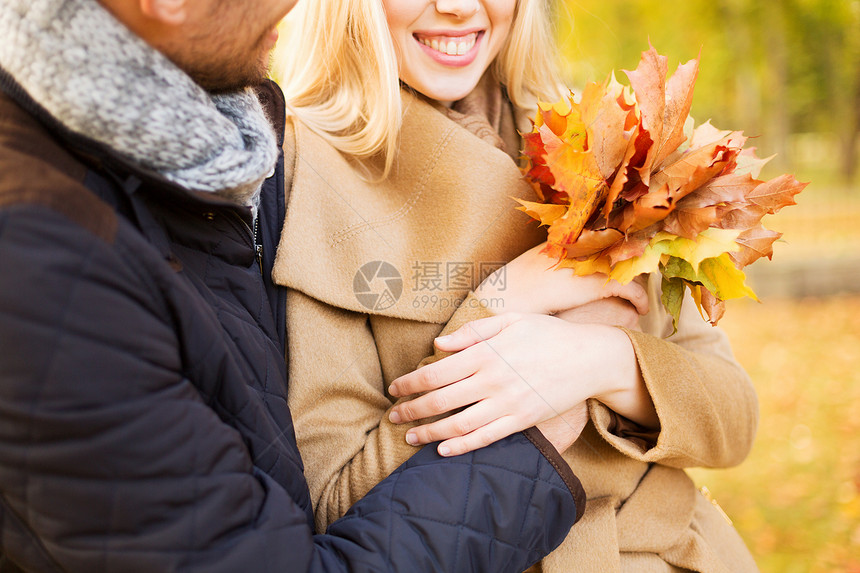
[274,89,545,323]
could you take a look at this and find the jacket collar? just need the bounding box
[0,65,285,224]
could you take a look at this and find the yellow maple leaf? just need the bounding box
[535,97,587,147]
[514,199,568,227]
[698,254,759,302]
[652,228,741,272]
[689,283,706,319]
[558,254,611,277]
[608,245,663,284]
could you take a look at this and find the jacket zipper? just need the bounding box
[227,210,263,276]
[253,215,263,275]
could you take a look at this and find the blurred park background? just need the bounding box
[552,0,859,571]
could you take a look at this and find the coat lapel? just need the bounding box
[273,90,545,323]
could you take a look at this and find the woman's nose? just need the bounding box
[434,0,481,19]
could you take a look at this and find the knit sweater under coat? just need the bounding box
[0,74,584,572]
[275,86,761,572]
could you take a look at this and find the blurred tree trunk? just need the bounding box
[762,1,791,171]
[717,0,760,136]
[557,0,857,183]
[838,52,860,183]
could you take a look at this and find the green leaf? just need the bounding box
[661,253,759,304]
[661,255,706,285]
[660,275,686,335]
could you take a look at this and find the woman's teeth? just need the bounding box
[418,33,477,56]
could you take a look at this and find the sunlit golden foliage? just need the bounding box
[691,295,860,572]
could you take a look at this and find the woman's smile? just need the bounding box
[413,30,483,66]
[383,0,516,104]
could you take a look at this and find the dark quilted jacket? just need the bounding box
[0,71,584,572]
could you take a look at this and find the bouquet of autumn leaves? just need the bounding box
[517,46,807,329]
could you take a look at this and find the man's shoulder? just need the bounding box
[0,93,118,244]
[255,79,286,147]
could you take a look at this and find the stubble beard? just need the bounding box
[192,50,272,94]
[173,20,275,93]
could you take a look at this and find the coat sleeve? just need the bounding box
[286,289,505,531]
[0,206,582,572]
[589,273,759,469]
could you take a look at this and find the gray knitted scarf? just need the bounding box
[0,0,278,208]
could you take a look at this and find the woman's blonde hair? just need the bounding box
[273,0,564,175]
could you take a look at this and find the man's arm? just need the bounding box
[286,289,568,532]
[0,205,583,572]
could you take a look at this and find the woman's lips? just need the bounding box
[413,31,484,67]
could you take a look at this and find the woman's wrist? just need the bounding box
[589,326,659,430]
[474,279,536,315]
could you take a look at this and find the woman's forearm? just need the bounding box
[588,325,659,431]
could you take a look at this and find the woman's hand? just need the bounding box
[388,313,658,457]
[556,297,643,330]
[475,243,649,317]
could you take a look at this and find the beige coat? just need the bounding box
[273,87,760,572]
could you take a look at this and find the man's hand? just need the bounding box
[536,405,589,454]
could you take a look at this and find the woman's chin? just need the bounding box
[412,83,478,106]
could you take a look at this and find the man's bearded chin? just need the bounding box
[182,53,272,93]
[194,62,271,93]
[165,36,273,93]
